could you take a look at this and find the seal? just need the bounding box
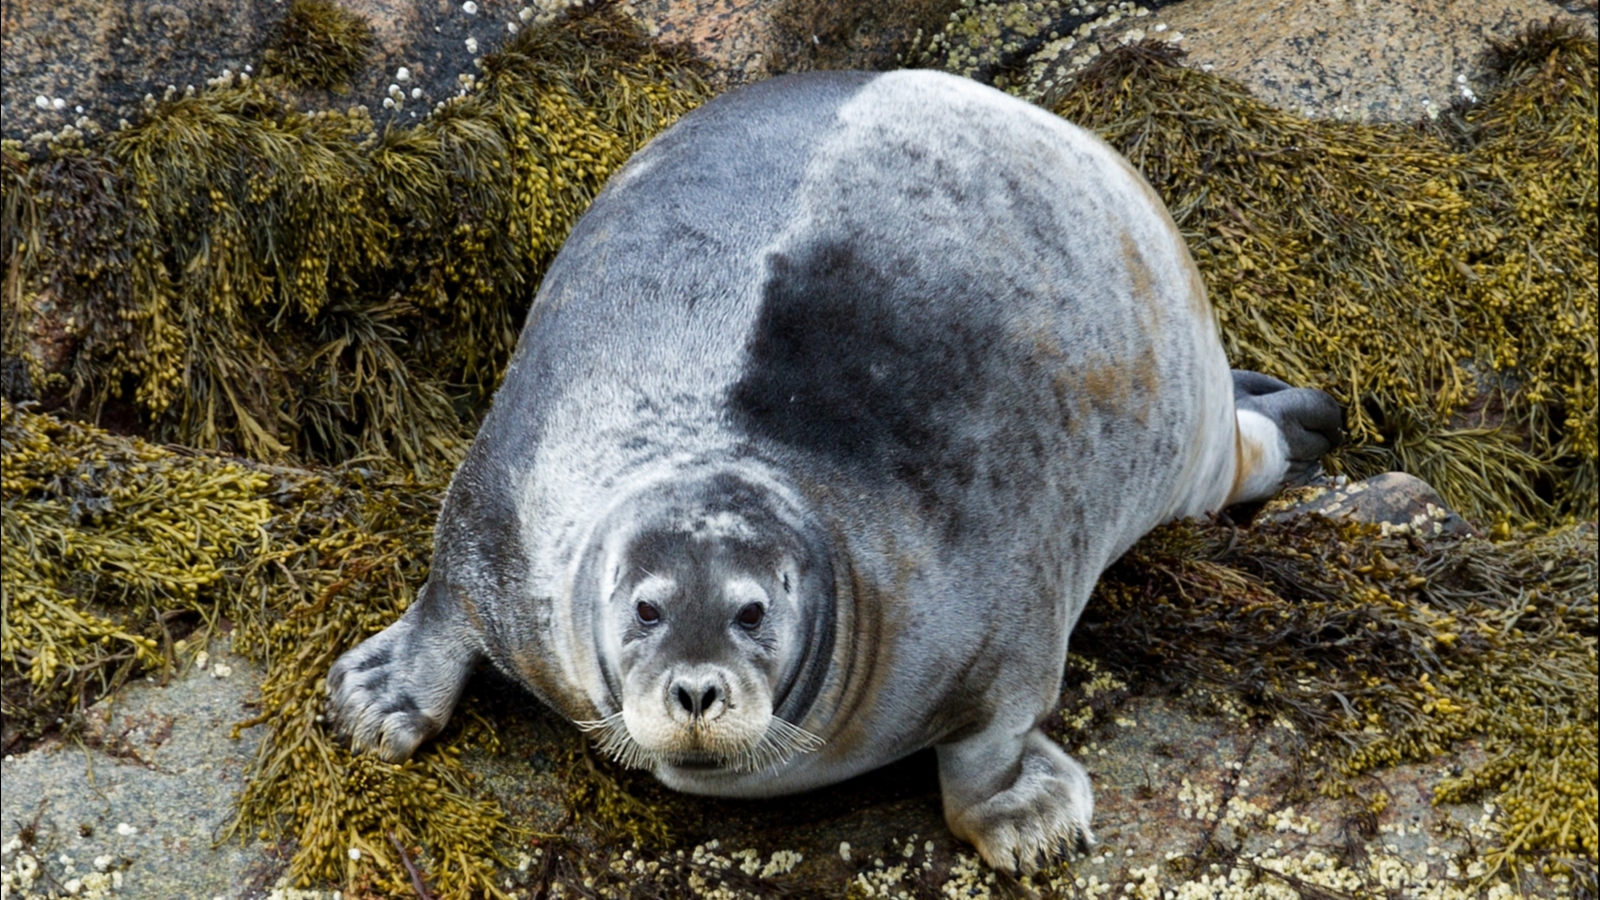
[327,69,1342,873]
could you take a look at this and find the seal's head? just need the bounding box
[576,471,834,788]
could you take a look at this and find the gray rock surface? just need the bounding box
[1149,0,1599,121]
[2,0,525,144]
[3,656,1569,898]
[0,640,276,899]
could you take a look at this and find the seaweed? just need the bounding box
[766,0,964,74]
[0,4,711,479]
[7,399,1592,894]
[263,0,377,93]
[0,398,525,897]
[2,8,1596,897]
[1047,29,1597,524]
[1082,514,1598,883]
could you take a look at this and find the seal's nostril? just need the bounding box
[675,685,696,714]
[700,686,718,711]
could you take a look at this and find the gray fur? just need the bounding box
[327,69,1338,873]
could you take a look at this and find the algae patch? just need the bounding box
[1,6,711,479]
[1048,29,1598,525]
[0,397,529,898]
[264,0,377,92]
[1082,514,1598,884]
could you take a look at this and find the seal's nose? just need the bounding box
[667,670,727,722]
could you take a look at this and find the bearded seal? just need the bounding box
[327,69,1341,873]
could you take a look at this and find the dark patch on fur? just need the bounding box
[728,237,1004,522]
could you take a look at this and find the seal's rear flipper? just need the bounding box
[1228,370,1344,505]
[326,579,483,762]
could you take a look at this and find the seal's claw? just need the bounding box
[326,590,480,762]
[939,729,1096,875]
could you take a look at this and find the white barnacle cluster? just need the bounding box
[939,853,996,898]
[1176,776,1220,822]
[1220,794,1265,830]
[571,841,809,899]
[900,0,1185,102]
[1264,804,1318,835]
[1375,501,1457,538]
[838,835,950,899]
[1,837,125,899]
[518,0,587,30]
[264,881,342,900]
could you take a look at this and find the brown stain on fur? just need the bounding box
[1120,230,1159,325]
[1071,342,1161,427]
[1227,422,1260,506]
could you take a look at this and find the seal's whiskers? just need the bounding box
[573,712,824,773]
[573,713,658,771]
[733,718,825,773]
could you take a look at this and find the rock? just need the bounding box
[1,0,278,144]
[1264,471,1480,537]
[0,639,276,897]
[1146,0,1599,121]
[2,0,524,144]
[619,0,781,85]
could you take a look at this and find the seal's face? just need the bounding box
[579,475,832,782]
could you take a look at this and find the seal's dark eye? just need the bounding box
[736,603,764,629]
[636,601,661,624]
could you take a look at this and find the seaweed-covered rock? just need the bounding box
[0,0,559,144]
[3,6,710,477]
[4,404,1595,898]
[1052,29,1597,525]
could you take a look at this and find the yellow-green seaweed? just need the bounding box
[0,397,526,898]
[2,10,1597,899]
[1,5,711,479]
[1082,514,1597,884]
[264,0,377,92]
[9,399,1591,895]
[1048,29,1597,525]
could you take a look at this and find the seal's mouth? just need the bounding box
[661,752,728,771]
[573,712,825,774]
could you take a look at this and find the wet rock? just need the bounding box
[1149,0,1598,121]
[2,0,280,143]
[1264,471,1480,537]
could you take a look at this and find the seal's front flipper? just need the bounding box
[327,580,482,762]
[937,728,1096,874]
[1228,370,1344,504]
